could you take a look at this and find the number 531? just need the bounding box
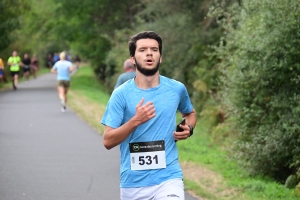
[139,155,158,165]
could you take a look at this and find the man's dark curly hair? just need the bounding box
[128,31,162,57]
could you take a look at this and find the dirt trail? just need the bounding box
[181,162,238,199]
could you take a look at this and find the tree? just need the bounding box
[0,0,29,51]
[51,0,141,81]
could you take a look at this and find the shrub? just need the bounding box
[211,0,300,181]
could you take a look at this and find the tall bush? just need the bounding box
[211,0,300,181]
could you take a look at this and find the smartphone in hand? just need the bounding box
[176,118,186,132]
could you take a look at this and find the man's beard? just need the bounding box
[134,58,160,76]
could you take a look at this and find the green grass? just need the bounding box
[70,66,110,105]
[178,118,300,199]
[69,66,300,200]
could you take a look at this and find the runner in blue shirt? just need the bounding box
[51,51,73,112]
[101,31,197,200]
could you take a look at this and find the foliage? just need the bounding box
[285,168,300,189]
[0,0,29,52]
[285,175,298,189]
[211,0,300,181]
[105,0,223,119]
[50,0,141,81]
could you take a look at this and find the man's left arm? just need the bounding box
[173,108,197,141]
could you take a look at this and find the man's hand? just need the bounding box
[173,124,190,141]
[103,98,156,150]
[133,98,156,125]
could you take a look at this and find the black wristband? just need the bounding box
[188,125,194,137]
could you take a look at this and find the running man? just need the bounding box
[101,31,197,200]
[51,51,73,112]
[31,54,39,79]
[46,53,53,69]
[7,51,21,90]
[22,53,31,81]
[74,55,81,69]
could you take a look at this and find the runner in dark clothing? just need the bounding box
[74,55,81,69]
[46,54,53,69]
[22,53,31,80]
[31,54,39,79]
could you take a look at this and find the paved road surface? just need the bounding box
[0,73,200,200]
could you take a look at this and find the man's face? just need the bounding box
[12,51,17,56]
[131,38,162,76]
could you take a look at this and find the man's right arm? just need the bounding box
[103,98,156,149]
[103,117,140,150]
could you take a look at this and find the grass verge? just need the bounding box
[67,65,300,200]
[178,125,300,200]
[68,65,110,134]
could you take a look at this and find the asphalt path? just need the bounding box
[0,73,200,200]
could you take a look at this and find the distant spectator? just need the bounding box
[114,59,136,89]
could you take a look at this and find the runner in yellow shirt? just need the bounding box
[7,51,21,90]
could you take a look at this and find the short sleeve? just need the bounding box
[101,91,126,128]
[177,84,193,114]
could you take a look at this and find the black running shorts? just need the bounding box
[10,71,19,77]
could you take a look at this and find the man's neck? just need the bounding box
[135,72,160,89]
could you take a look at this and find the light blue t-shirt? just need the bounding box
[101,75,194,188]
[53,60,72,80]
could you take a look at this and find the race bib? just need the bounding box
[129,140,166,170]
